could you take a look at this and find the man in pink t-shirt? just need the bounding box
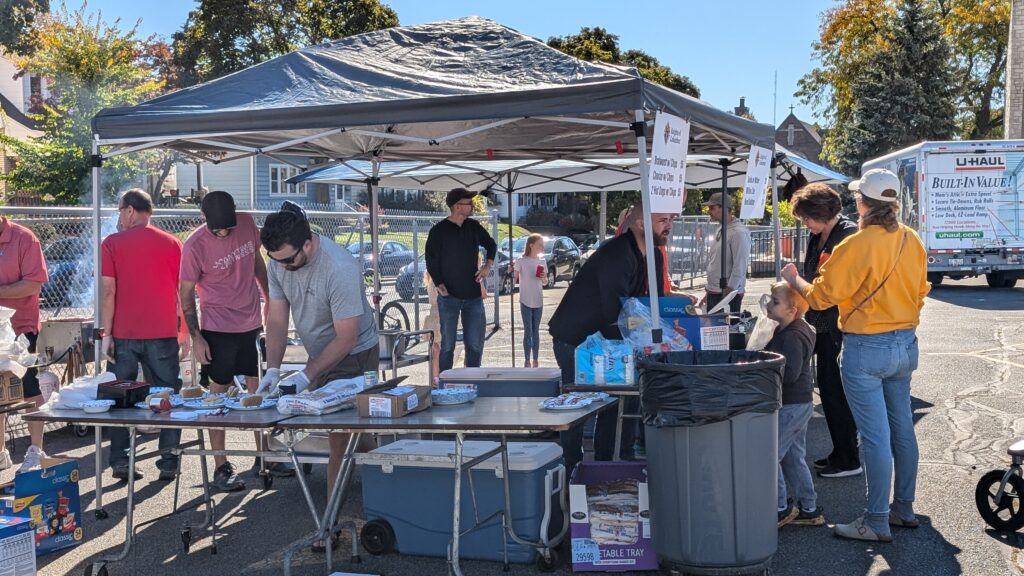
[180,191,269,490]
[0,215,49,472]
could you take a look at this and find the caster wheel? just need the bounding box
[261,473,273,490]
[976,469,1024,532]
[74,425,90,438]
[181,528,192,553]
[94,509,109,520]
[302,463,313,475]
[84,563,108,576]
[360,519,396,555]
[536,548,560,572]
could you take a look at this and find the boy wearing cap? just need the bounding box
[425,188,497,372]
[180,191,269,490]
[782,168,929,543]
[704,192,751,313]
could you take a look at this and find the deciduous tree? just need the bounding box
[0,0,49,56]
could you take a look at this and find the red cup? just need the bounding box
[535,264,544,278]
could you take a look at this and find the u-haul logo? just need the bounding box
[954,156,1005,171]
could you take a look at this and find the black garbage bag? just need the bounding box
[638,350,784,427]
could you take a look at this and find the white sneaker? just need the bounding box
[0,449,11,471]
[17,445,47,474]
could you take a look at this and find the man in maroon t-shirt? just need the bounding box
[0,215,49,472]
[100,189,187,481]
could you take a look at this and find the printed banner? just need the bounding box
[739,146,773,220]
[646,112,690,213]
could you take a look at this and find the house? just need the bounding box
[0,53,46,199]
[489,192,559,222]
[775,110,824,164]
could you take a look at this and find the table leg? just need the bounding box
[98,427,137,565]
[613,396,626,461]
[448,432,465,576]
[94,425,107,519]
[287,432,322,530]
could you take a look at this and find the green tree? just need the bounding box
[0,0,49,56]
[0,4,165,204]
[830,0,956,174]
[172,0,398,88]
[547,27,700,97]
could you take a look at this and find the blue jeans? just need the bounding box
[840,329,920,520]
[437,295,485,372]
[521,304,542,363]
[778,403,817,511]
[107,337,182,472]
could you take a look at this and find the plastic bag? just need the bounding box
[617,298,693,353]
[638,350,784,427]
[0,306,32,378]
[745,294,779,351]
[575,333,637,385]
[275,377,363,415]
[45,372,117,410]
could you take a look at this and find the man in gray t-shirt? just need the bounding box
[257,203,378,546]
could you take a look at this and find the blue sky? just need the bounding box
[84,0,834,127]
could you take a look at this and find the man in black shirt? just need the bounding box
[425,188,498,372]
[549,207,673,471]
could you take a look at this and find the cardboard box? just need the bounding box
[569,462,656,572]
[0,370,25,405]
[628,297,729,351]
[0,458,83,556]
[0,516,36,575]
[357,384,432,418]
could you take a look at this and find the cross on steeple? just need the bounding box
[789,104,795,114]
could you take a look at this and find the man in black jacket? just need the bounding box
[548,206,673,471]
[425,188,497,372]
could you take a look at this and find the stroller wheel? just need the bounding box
[976,469,1024,532]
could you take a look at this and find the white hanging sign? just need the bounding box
[646,112,690,213]
[739,146,773,220]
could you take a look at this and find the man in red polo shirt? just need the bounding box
[100,189,187,481]
[0,214,49,472]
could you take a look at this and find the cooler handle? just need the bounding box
[539,464,569,549]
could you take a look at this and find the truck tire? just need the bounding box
[927,272,943,286]
[985,272,1016,288]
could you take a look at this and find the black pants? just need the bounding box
[816,330,860,469]
[706,291,743,314]
[553,339,634,476]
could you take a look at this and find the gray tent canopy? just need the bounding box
[90,16,776,355]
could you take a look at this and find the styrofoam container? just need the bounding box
[356,440,565,562]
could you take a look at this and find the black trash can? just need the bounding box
[638,350,784,575]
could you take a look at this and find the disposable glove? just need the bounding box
[256,367,281,395]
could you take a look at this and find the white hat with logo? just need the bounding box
[849,168,900,203]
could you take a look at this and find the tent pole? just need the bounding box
[507,174,516,368]
[718,158,729,296]
[599,189,607,242]
[633,109,661,343]
[91,139,103,367]
[771,155,782,280]
[369,159,381,320]
[491,209,500,330]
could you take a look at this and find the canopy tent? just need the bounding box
[89,16,778,361]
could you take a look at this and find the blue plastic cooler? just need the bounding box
[355,439,566,562]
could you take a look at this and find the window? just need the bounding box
[269,164,303,196]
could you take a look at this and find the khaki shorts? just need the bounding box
[310,345,380,390]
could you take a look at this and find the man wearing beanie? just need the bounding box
[180,191,269,490]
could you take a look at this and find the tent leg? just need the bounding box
[368,161,381,319]
[771,164,782,280]
[491,211,500,330]
[718,159,730,294]
[92,139,103,368]
[507,180,515,368]
[599,190,607,242]
[633,109,661,343]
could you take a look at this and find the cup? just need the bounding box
[535,264,544,278]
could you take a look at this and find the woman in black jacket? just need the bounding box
[791,183,863,478]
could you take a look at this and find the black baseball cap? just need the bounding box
[201,191,237,230]
[445,188,478,208]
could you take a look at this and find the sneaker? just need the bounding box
[268,462,296,478]
[791,507,826,526]
[813,457,830,470]
[778,504,799,527]
[211,462,245,492]
[17,445,47,475]
[818,464,863,478]
[157,467,178,481]
[0,449,11,471]
[112,465,143,480]
[834,516,893,542]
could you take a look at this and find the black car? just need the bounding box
[40,237,93,308]
[347,240,417,277]
[395,251,515,301]
[504,235,581,288]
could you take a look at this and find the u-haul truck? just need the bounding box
[861,140,1024,288]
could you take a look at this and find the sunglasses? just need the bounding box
[269,245,303,265]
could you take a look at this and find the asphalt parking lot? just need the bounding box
[5,275,1024,576]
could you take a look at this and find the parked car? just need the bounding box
[40,237,92,308]
[579,238,607,266]
[347,240,416,277]
[395,250,515,301]
[501,235,581,288]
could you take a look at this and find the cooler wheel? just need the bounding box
[976,469,1024,532]
[74,425,90,437]
[84,562,108,576]
[181,527,192,553]
[535,548,560,572]
[360,518,396,555]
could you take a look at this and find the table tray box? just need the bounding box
[0,371,25,405]
[96,380,150,409]
[569,462,656,572]
[438,368,561,397]
[0,516,35,576]
[356,384,431,418]
[355,439,565,563]
[0,458,83,557]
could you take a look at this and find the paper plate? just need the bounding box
[225,398,276,411]
[183,398,225,409]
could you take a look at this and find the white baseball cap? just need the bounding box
[849,168,900,203]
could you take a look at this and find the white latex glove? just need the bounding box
[277,370,311,395]
[100,335,115,363]
[256,367,281,395]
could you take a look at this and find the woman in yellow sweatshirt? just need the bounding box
[782,168,929,544]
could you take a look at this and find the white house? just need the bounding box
[0,53,46,199]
